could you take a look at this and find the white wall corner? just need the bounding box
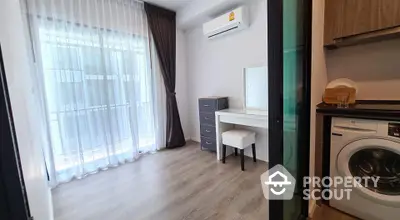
[309,198,317,218]
[309,0,327,216]
[0,1,54,219]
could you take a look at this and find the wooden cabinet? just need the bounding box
[324,0,345,46]
[324,0,400,46]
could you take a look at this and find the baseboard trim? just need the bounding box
[191,137,200,143]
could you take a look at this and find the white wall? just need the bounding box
[0,1,53,220]
[326,38,400,100]
[176,29,190,140]
[185,0,268,161]
[310,0,328,215]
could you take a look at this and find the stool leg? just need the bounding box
[252,143,257,162]
[222,144,226,164]
[234,148,238,156]
[240,149,245,171]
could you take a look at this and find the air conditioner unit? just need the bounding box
[203,6,249,39]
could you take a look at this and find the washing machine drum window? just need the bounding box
[349,148,400,196]
[337,138,400,206]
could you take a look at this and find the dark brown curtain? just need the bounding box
[144,3,186,148]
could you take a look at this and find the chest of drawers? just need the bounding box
[198,97,228,151]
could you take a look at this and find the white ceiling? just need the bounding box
[145,0,195,11]
[145,0,254,29]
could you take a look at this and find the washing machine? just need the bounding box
[330,117,400,220]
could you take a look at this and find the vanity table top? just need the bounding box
[215,108,268,116]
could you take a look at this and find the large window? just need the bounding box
[38,26,157,175]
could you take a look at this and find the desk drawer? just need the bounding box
[201,136,216,151]
[219,114,268,129]
[199,112,215,125]
[199,99,217,112]
[200,124,216,138]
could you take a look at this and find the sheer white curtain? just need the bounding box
[23,0,166,186]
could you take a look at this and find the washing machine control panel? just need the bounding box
[388,123,400,138]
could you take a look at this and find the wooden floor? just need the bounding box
[312,205,358,220]
[52,141,268,220]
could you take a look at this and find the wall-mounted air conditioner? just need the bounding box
[203,6,249,39]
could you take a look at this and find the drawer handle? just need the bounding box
[206,141,212,145]
[204,117,210,120]
[206,130,211,132]
[203,104,210,107]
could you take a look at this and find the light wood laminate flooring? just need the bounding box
[52,141,268,220]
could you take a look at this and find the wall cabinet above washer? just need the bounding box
[324,0,400,48]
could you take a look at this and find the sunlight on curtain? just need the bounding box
[23,0,166,186]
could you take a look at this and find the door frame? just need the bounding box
[267,0,312,219]
[267,0,284,218]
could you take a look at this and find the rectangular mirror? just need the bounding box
[243,66,268,110]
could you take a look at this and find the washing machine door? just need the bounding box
[337,138,400,207]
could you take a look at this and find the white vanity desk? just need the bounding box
[215,109,268,160]
[213,66,269,161]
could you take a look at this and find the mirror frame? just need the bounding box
[242,65,268,111]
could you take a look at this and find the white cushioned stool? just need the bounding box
[221,129,256,171]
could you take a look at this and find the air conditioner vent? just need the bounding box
[203,6,248,39]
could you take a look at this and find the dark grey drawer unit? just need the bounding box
[198,97,228,151]
[200,136,217,151]
[200,124,216,138]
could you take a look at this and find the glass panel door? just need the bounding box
[283,0,312,219]
[283,0,304,219]
[268,0,311,219]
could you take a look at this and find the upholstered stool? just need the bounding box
[221,129,256,171]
